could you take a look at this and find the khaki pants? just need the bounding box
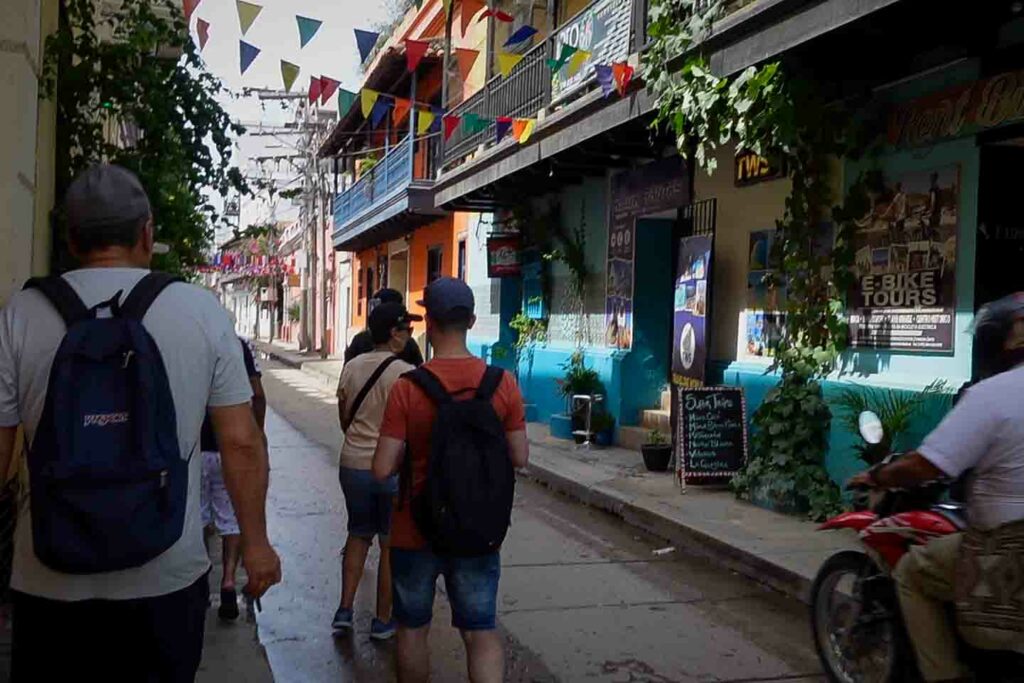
[894,533,965,682]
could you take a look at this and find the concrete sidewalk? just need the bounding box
[251,340,342,390]
[256,340,857,605]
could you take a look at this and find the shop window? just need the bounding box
[357,266,364,316]
[427,246,443,284]
[457,239,467,281]
[377,253,389,289]
[521,249,547,320]
[365,266,375,314]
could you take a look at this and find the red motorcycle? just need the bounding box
[811,411,1024,682]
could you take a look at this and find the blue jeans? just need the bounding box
[338,467,397,538]
[391,549,501,631]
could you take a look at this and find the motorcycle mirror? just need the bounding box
[858,411,885,445]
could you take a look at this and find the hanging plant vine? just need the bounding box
[645,0,878,519]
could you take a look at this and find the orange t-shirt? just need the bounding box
[379,357,527,550]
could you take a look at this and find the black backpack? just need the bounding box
[404,366,515,557]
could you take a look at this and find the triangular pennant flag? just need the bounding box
[595,64,614,97]
[280,60,300,92]
[567,49,592,77]
[519,118,536,144]
[431,106,445,132]
[239,40,260,75]
[442,0,451,16]
[337,89,357,115]
[296,16,322,48]
[495,117,513,143]
[460,0,485,36]
[309,76,323,105]
[512,118,528,141]
[354,29,380,63]
[612,62,634,95]
[406,39,430,72]
[361,88,380,117]
[443,115,461,141]
[504,25,538,47]
[319,77,340,105]
[183,0,201,22]
[497,52,524,78]
[393,97,412,126]
[370,97,392,127]
[196,18,210,50]
[482,8,515,21]
[455,48,480,82]
[236,1,262,35]
[417,109,436,136]
[547,44,577,72]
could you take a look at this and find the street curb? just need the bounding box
[520,451,812,605]
[252,340,304,369]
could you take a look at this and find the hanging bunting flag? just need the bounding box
[309,76,323,105]
[595,64,615,97]
[518,118,537,144]
[431,106,445,132]
[296,15,322,48]
[405,39,430,72]
[236,1,262,35]
[504,25,538,47]
[392,97,412,126]
[354,29,380,63]
[442,0,452,16]
[196,18,210,50]
[319,77,340,105]
[461,0,486,36]
[546,44,578,72]
[512,118,529,142]
[361,88,380,117]
[183,0,201,23]
[370,97,391,127]
[567,49,592,77]
[612,62,634,95]
[280,60,300,92]
[338,89,358,115]
[239,40,260,75]
[417,109,436,136]
[443,115,461,140]
[462,112,491,135]
[495,117,513,143]
[455,48,480,82]
[497,52,524,78]
[482,8,514,22]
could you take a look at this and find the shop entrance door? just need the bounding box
[977,144,1024,309]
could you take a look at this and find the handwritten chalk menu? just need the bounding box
[675,387,748,486]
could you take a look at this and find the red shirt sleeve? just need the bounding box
[379,378,410,441]
[499,372,527,432]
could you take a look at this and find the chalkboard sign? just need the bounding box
[675,387,748,486]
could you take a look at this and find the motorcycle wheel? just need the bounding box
[811,551,907,683]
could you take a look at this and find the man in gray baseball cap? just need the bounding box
[0,164,281,680]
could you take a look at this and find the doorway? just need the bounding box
[389,250,410,302]
[977,144,1024,309]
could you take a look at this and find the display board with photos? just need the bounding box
[672,234,713,387]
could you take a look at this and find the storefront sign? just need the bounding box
[551,0,632,104]
[675,387,748,487]
[848,166,959,352]
[734,151,785,186]
[672,234,713,387]
[486,234,522,278]
[605,157,690,350]
[888,69,1024,148]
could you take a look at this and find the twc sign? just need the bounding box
[734,151,786,187]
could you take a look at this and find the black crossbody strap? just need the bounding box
[343,356,401,433]
[24,276,90,326]
[120,272,183,321]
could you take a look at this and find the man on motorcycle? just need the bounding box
[849,292,1024,682]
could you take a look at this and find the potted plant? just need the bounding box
[591,412,615,447]
[555,351,603,438]
[641,429,672,472]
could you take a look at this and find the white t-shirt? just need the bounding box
[0,268,253,600]
[918,364,1024,530]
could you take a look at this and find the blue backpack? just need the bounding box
[24,273,186,574]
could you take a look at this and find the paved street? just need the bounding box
[257,361,825,682]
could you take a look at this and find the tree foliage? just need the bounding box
[42,0,249,275]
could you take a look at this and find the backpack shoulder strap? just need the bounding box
[342,355,402,433]
[120,272,183,321]
[405,367,452,405]
[475,365,506,401]
[24,276,90,326]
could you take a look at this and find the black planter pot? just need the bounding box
[641,444,672,472]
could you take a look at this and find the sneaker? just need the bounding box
[332,607,354,631]
[370,618,397,641]
[218,589,239,621]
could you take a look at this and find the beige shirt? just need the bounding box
[337,350,413,469]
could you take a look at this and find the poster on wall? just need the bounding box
[672,234,713,387]
[848,166,959,352]
[605,157,690,351]
[745,229,786,359]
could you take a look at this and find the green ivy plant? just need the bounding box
[645,0,879,519]
[42,0,249,275]
[509,311,548,382]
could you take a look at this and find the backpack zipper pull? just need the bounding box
[159,470,168,488]
[122,350,135,369]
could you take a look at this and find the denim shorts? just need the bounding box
[338,467,398,538]
[391,549,501,631]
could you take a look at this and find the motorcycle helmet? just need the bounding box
[972,292,1024,379]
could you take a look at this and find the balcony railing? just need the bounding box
[441,0,637,171]
[333,135,415,231]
